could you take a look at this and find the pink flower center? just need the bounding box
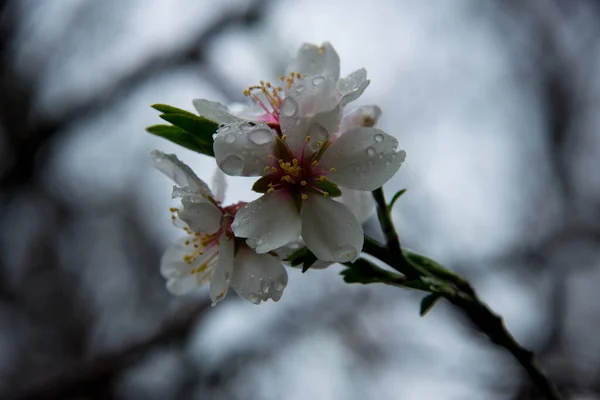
[243,73,303,124]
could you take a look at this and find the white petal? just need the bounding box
[178,200,222,234]
[150,151,213,198]
[231,247,288,304]
[320,128,406,191]
[280,77,341,154]
[337,189,375,224]
[231,192,302,254]
[192,99,243,123]
[160,237,216,295]
[337,105,382,137]
[209,233,235,305]
[213,121,276,176]
[211,168,227,203]
[337,68,370,106]
[285,42,340,81]
[300,195,363,262]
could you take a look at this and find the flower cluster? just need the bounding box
[151,42,406,305]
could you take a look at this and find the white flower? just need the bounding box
[197,43,405,263]
[150,150,288,305]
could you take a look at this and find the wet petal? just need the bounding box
[231,191,302,254]
[300,195,363,262]
[320,128,406,191]
[192,99,243,123]
[150,151,212,198]
[213,121,277,176]
[211,168,227,203]
[280,77,340,154]
[337,105,382,137]
[178,200,222,234]
[337,189,375,224]
[160,237,216,295]
[337,68,370,107]
[231,247,288,304]
[285,42,340,81]
[210,233,234,306]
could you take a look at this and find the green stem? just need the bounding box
[367,188,562,400]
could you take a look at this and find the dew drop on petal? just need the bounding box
[385,159,392,166]
[248,129,274,145]
[218,124,231,133]
[374,133,384,142]
[275,282,286,292]
[247,293,261,304]
[240,122,256,131]
[221,154,244,174]
[312,76,325,86]
[224,134,235,144]
[366,147,376,156]
[296,84,306,92]
[281,97,298,117]
[392,145,398,151]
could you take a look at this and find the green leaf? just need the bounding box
[389,188,407,210]
[158,113,218,142]
[308,177,342,197]
[146,125,213,156]
[152,104,197,117]
[419,293,442,316]
[301,251,318,273]
[283,246,309,267]
[251,174,279,193]
[340,258,385,284]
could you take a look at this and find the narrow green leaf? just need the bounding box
[404,251,460,283]
[301,251,318,273]
[145,124,213,156]
[308,177,342,197]
[251,174,279,193]
[283,247,307,266]
[152,104,197,117]
[158,113,218,142]
[389,189,407,210]
[419,293,442,316]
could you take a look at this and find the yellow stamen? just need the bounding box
[319,176,326,181]
[300,180,307,186]
[316,141,323,147]
[305,136,311,142]
[281,135,287,141]
[301,194,308,200]
[312,160,319,167]
[323,192,330,197]
[267,188,275,193]
[264,166,270,173]
[330,167,336,172]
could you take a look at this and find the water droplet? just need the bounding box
[248,128,273,145]
[336,245,358,261]
[392,145,397,151]
[385,159,392,166]
[218,124,230,133]
[275,282,286,292]
[240,122,256,131]
[378,153,384,159]
[374,133,384,142]
[366,147,376,156]
[224,134,235,144]
[220,154,244,175]
[312,76,325,86]
[296,84,306,92]
[281,97,298,117]
[250,274,255,279]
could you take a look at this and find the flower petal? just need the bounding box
[211,168,227,203]
[320,128,406,191]
[274,239,333,270]
[178,200,222,234]
[280,77,341,154]
[210,233,234,306]
[230,247,288,304]
[160,237,216,295]
[192,99,243,123]
[300,195,363,262]
[285,42,340,81]
[337,105,382,137]
[231,191,302,254]
[150,151,212,198]
[213,121,277,176]
[337,68,370,107]
[337,189,375,224]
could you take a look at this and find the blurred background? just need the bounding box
[1,0,599,399]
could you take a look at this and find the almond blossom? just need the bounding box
[150,150,288,305]
[196,42,406,263]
